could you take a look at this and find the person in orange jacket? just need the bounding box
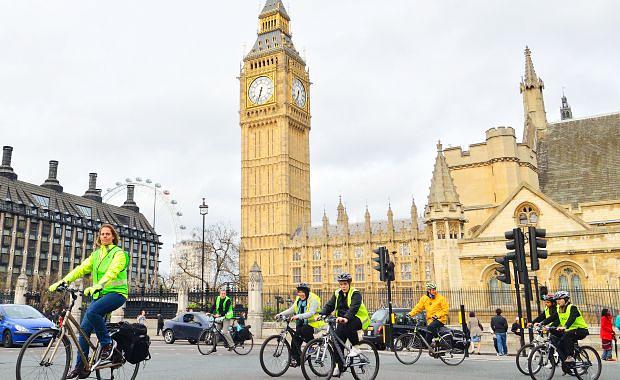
[409,282,449,346]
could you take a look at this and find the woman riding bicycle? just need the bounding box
[319,273,370,378]
[275,282,324,367]
[541,291,589,365]
[528,293,557,327]
[48,224,129,379]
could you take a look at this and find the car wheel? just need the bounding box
[164,330,175,344]
[3,330,14,348]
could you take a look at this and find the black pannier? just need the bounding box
[233,326,252,343]
[113,322,151,364]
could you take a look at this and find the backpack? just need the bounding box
[113,322,151,364]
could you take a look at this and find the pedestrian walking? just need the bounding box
[137,310,147,325]
[156,313,164,336]
[601,308,616,361]
[467,311,483,355]
[511,317,523,337]
[491,308,508,356]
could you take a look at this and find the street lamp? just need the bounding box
[199,198,209,311]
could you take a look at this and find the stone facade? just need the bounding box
[239,2,620,293]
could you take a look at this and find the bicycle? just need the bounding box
[527,326,602,380]
[15,284,139,380]
[516,326,553,376]
[259,315,306,377]
[197,313,253,356]
[300,315,379,380]
[393,320,468,366]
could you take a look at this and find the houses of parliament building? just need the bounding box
[239,1,620,293]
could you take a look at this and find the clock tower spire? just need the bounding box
[239,1,311,289]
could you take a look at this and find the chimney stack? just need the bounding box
[0,146,17,180]
[83,173,103,202]
[121,184,139,212]
[41,160,63,192]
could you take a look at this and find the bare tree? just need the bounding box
[175,223,240,290]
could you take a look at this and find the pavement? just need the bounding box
[2,340,619,380]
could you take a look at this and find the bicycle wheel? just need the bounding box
[573,346,601,380]
[437,336,466,366]
[516,344,535,375]
[528,345,556,380]
[16,328,71,380]
[197,329,216,355]
[301,338,335,380]
[259,335,292,377]
[351,341,379,380]
[234,336,254,355]
[393,333,423,365]
[96,362,139,380]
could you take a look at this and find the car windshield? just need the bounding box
[370,309,388,323]
[4,305,44,319]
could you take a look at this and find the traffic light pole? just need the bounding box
[522,272,534,343]
[386,272,394,350]
[533,276,542,316]
[512,260,526,349]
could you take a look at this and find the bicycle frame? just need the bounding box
[317,318,365,369]
[408,324,452,353]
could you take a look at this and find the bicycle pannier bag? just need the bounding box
[113,322,151,364]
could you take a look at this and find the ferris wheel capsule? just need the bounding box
[135,177,142,182]
[176,212,183,216]
[155,183,162,188]
[171,200,177,205]
[125,178,132,183]
[115,182,122,186]
[145,179,152,184]
[163,190,170,195]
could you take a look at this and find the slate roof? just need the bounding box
[538,112,620,206]
[0,176,157,238]
[260,0,290,20]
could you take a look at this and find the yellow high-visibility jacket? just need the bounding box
[409,293,449,324]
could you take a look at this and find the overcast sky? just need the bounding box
[1,0,618,273]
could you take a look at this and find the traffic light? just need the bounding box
[505,228,526,282]
[494,256,511,284]
[386,254,395,282]
[372,246,387,282]
[528,226,548,271]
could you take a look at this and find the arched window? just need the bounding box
[489,277,512,305]
[556,266,585,305]
[515,203,540,226]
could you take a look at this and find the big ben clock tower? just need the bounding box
[239,0,311,288]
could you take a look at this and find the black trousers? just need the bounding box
[334,316,363,370]
[552,328,588,360]
[157,325,163,336]
[291,324,314,361]
[426,319,444,344]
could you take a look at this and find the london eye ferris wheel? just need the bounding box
[102,177,187,247]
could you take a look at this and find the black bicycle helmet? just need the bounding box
[297,282,311,291]
[336,273,352,282]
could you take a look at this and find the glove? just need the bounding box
[84,284,103,297]
[48,281,65,292]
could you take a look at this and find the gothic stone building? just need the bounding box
[0,147,160,290]
[239,1,620,293]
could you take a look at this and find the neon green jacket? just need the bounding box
[62,244,129,298]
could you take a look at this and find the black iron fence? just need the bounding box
[125,291,179,320]
[262,288,620,326]
[0,289,15,304]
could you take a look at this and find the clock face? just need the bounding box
[292,78,307,108]
[248,76,274,105]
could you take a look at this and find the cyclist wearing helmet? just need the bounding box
[275,282,324,367]
[320,273,370,378]
[528,293,557,327]
[541,291,589,364]
[408,282,449,346]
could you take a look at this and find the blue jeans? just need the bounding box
[495,333,507,355]
[76,292,126,366]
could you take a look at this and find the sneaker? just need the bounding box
[66,363,90,379]
[347,346,361,358]
[100,342,114,361]
[290,359,298,368]
[332,367,341,378]
[565,356,575,363]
